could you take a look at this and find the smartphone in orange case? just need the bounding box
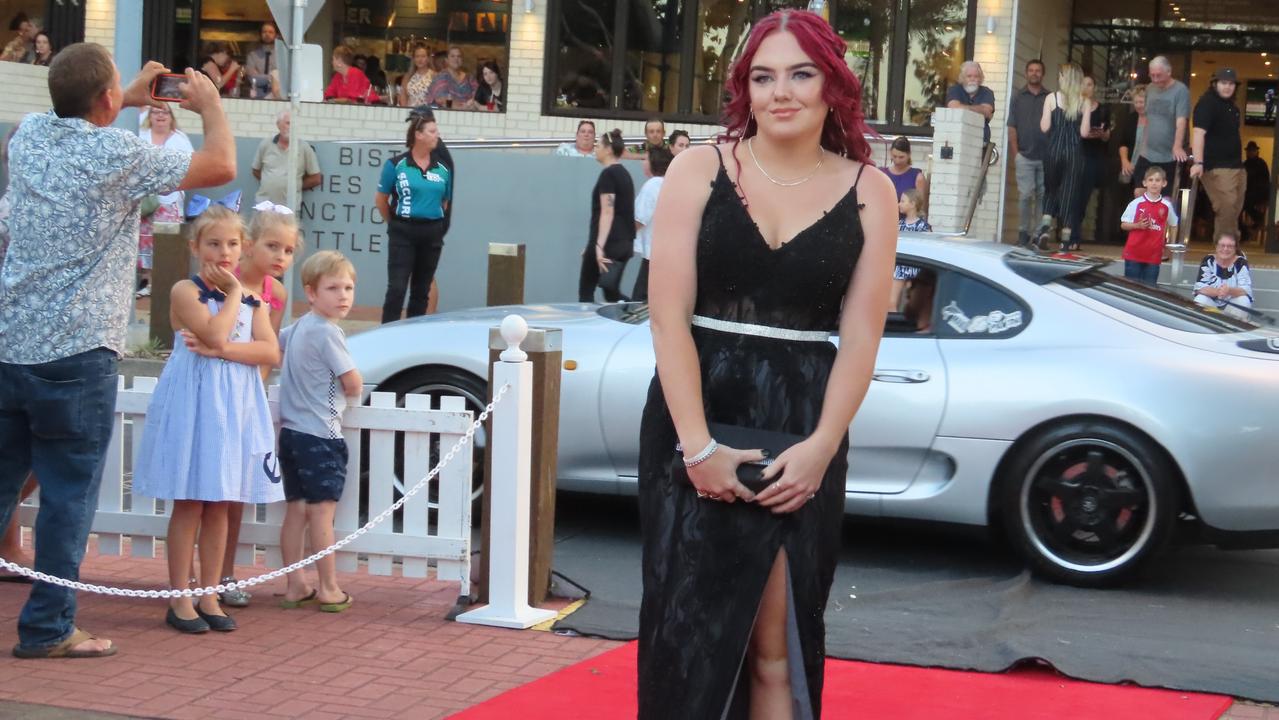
[150,73,186,102]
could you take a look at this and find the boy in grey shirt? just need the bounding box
[277,251,362,613]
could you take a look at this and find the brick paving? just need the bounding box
[0,542,620,720]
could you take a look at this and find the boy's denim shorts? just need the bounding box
[279,428,349,503]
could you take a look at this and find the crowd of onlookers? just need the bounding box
[186,21,504,112]
[1,13,55,66]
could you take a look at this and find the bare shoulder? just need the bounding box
[170,278,198,297]
[269,275,288,301]
[665,143,724,185]
[840,156,895,204]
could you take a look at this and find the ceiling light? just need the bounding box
[1191,72,1197,77]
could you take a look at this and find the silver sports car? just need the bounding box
[347,237,1279,586]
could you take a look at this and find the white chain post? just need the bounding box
[457,314,558,629]
[0,385,510,599]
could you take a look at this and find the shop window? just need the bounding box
[900,0,969,127]
[547,0,975,131]
[178,0,510,109]
[552,0,620,109]
[621,0,683,112]
[833,0,894,123]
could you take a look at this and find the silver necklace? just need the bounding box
[748,138,824,187]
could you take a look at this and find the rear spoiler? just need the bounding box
[1002,248,1109,285]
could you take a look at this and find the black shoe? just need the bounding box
[195,606,237,632]
[166,607,210,634]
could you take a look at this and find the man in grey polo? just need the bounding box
[1007,59,1051,247]
[252,109,322,206]
[0,44,234,658]
[1134,56,1190,196]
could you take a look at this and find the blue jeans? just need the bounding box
[0,348,118,650]
[1124,260,1161,286]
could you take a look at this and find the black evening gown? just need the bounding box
[637,147,866,719]
[1043,103,1087,230]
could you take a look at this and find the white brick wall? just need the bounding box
[84,0,116,55]
[929,108,989,233]
[0,63,51,124]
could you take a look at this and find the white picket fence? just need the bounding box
[15,376,476,595]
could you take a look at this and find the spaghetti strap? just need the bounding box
[852,162,868,190]
[711,143,725,166]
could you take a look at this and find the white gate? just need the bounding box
[16,376,476,594]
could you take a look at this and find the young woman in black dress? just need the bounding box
[639,10,898,718]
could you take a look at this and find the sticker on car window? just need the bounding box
[941,302,1023,335]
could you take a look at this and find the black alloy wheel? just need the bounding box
[999,420,1180,587]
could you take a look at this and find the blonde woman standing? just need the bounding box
[1036,63,1092,250]
[398,43,434,107]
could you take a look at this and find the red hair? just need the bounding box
[719,10,873,163]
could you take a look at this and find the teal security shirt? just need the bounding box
[378,151,452,220]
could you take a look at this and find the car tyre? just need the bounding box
[999,420,1180,587]
[377,366,489,516]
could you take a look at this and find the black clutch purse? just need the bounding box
[671,423,804,493]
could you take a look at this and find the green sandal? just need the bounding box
[279,589,318,609]
[319,593,354,613]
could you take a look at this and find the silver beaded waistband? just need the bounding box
[691,315,832,342]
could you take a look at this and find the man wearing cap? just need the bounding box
[1191,67,1245,242]
[1243,140,1271,245]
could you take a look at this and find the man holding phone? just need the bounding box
[0,43,236,660]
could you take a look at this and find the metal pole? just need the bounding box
[282,0,307,325]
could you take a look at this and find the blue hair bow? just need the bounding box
[186,190,243,219]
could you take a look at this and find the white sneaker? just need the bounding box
[136,286,151,298]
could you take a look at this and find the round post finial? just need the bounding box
[499,314,529,362]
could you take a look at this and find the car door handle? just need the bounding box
[872,369,930,384]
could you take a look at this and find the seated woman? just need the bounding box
[1194,233,1253,320]
[324,45,379,104]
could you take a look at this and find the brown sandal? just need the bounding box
[12,628,117,659]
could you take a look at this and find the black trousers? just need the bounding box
[631,258,649,302]
[578,247,629,303]
[382,218,444,324]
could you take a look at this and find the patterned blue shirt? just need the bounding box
[0,112,191,363]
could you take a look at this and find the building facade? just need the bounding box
[2,0,1277,248]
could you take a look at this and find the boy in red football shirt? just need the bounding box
[1119,166,1178,286]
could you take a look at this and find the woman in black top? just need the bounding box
[1070,74,1111,248]
[472,61,505,112]
[578,128,635,302]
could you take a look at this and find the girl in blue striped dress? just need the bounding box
[133,206,283,634]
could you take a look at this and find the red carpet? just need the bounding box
[450,642,1232,719]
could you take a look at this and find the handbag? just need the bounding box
[671,423,804,494]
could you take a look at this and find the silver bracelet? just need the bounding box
[682,438,719,467]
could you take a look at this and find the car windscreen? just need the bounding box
[1056,270,1261,334]
[597,302,650,325]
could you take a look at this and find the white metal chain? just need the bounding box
[0,384,511,599]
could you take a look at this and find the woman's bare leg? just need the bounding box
[749,551,794,720]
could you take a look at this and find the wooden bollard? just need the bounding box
[149,222,188,349]
[486,243,526,307]
[478,326,562,606]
